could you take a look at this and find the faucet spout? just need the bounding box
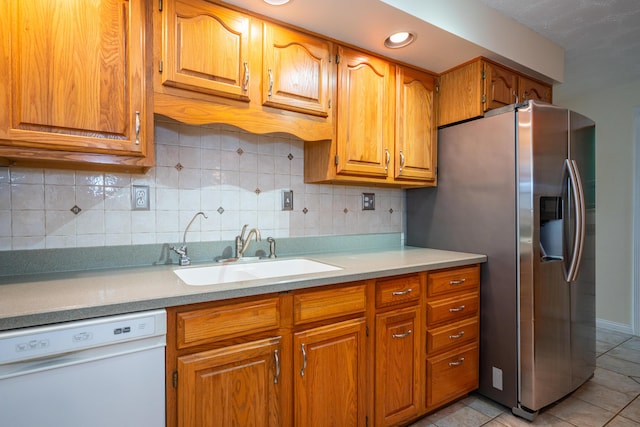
[236,224,261,258]
[171,211,208,266]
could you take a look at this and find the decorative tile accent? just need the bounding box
[175,163,183,171]
[344,208,349,214]
[217,206,225,214]
[389,208,394,214]
[302,207,308,214]
[288,153,294,160]
[70,205,82,215]
[237,148,244,156]
[255,188,261,195]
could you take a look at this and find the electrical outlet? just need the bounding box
[283,190,293,211]
[362,193,375,210]
[132,185,150,210]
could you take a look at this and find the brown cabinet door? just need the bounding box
[293,318,367,427]
[162,0,254,101]
[0,0,150,157]
[263,23,333,117]
[177,337,282,427]
[375,307,421,426]
[484,61,518,110]
[395,66,437,182]
[336,46,394,178]
[519,75,553,103]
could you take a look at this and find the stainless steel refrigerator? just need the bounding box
[406,100,595,420]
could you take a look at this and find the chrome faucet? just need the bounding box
[171,211,208,266]
[235,224,261,258]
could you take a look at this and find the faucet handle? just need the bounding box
[239,224,249,240]
[267,237,277,258]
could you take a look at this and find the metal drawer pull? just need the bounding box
[392,329,413,339]
[274,349,280,384]
[449,305,466,313]
[268,68,274,97]
[300,343,307,377]
[134,111,141,145]
[392,288,413,296]
[243,62,250,91]
[448,357,465,367]
[449,278,466,285]
[449,331,465,339]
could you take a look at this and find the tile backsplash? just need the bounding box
[0,117,404,251]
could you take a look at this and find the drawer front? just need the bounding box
[426,344,478,409]
[294,283,367,325]
[375,274,421,308]
[177,298,280,349]
[427,318,478,355]
[427,265,479,298]
[427,293,478,326]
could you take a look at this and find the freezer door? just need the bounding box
[519,102,573,411]
[568,111,596,391]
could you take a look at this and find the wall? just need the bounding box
[0,116,404,252]
[556,79,640,331]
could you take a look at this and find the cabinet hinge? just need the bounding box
[366,325,369,337]
[482,69,486,79]
[159,0,163,11]
[481,94,486,103]
[335,155,339,166]
[335,54,341,65]
[435,84,440,94]
[172,370,178,389]
[159,60,163,73]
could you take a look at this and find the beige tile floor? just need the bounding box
[409,328,640,426]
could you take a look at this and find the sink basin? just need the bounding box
[174,258,342,286]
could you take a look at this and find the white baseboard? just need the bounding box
[596,318,635,335]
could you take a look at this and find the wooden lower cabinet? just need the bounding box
[293,318,368,427]
[167,265,481,426]
[177,337,282,427]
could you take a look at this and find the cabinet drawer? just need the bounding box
[376,274,421,308]
[176,298,280,349]
[427,265,479,297]
[294,284,367,325]
[427,318,478,355]
[426,344,478,409]
[427,292,478,326]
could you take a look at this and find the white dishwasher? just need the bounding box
[0,309,166,427]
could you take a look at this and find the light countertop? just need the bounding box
[0,247,486,331]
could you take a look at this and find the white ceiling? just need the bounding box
[478,0,640,99]
[222,0,640,100]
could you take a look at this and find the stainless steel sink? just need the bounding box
[174,258,342,286]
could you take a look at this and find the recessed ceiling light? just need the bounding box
[384,31,416,49]
[264,0,291,5]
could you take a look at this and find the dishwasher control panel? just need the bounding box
[0,309,166,365]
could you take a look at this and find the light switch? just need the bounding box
[362,193,375,210]
[283,190,293,211]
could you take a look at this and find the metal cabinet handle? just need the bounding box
[399,150,405,172]
[449,305,466,313]
[274,349,280,384]
[243,62,250,91]
[449,331,465,340]
[448,357,465,367]
[392,329,413,339]
[385,148,390,171]
[134,111,140,145]
[391,288,413,296]
[449,279,466,285]
[300,343,307,377]
[268,68,274,98]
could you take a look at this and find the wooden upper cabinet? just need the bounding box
[335,46,394,178]
[438,57,553,127]
[484,61,518,110]
[263,23,333,117]
[395,66,437,183]
[519,75,553,103]
[0,0,153,171]
[162,0,254,101]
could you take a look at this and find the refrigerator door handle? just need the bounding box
[565,159,586,282]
